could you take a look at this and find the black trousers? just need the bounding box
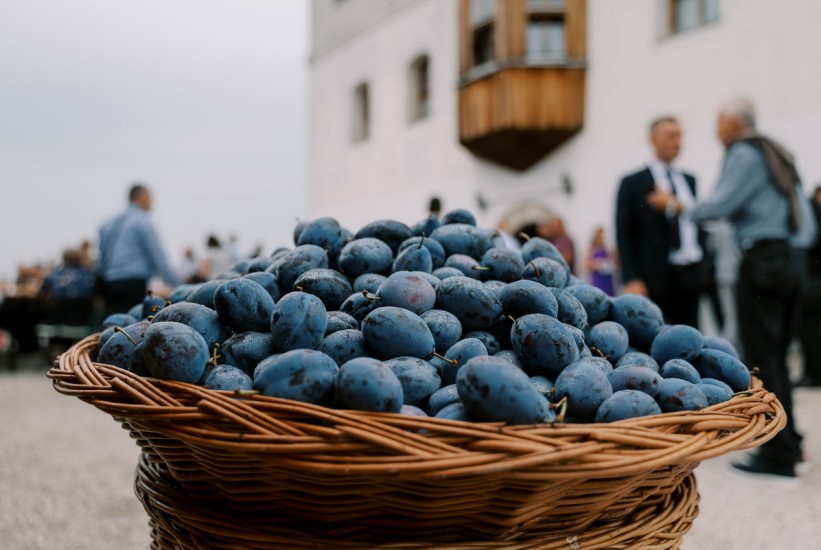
[737,241,802,465]
[798,276,821,382]
[101,279,147,317]
[651,263,701,329]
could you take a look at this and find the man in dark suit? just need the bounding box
[616,116,704,328]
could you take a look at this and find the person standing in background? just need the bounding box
[204,234,232,279]
[97,184,180,315]
[585,227,616,296]
[649,98,812,478]
[796,184,821,387]
[616,116,704,328]
[538,217,576,274]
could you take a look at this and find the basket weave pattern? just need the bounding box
[135,453,701,549]
[50,335,784,543]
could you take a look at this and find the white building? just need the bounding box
[309,0,821,261]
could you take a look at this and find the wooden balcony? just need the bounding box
[459,0,586,171]
[459,64,585,170]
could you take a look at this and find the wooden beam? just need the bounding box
[459,0,472,73]
[566,0,586,60]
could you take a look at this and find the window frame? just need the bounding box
[667,0,720,36]
[351,81,370,142]
[408,54,431,123]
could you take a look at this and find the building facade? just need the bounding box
[309,0,821,266]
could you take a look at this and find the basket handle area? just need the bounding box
[47,335,786,478]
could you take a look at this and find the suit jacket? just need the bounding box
[615,167,701,298]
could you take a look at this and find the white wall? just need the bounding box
[310,0,821,248]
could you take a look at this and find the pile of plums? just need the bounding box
[96,209,749,425]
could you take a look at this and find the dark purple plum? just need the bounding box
[499,280,559,319]
[339,238,393,278]
[271,292,328,353]
[142,321,209,384]
[595,390,662,422]
[214,278,275,333]
[420,309,462,354]
[607,365,663,398]
[335,357,404,412]
[294,268,353,311]
[554,362,613,420]
[456,356,554,424]
[656,378,709,412]
[319,329,369,365]
[325,311,359,335]
[435,276,502,330]
[385,356,442,406]
[254,349,338,405]
[510,314,578,378]
[361,306,435,360]
[440,337,488,386]
[354,220,413,255]
[220,332,277,377]
[205,365,253,391]
[377,271,436,315]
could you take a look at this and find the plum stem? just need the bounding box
[550,396,568,423]
[114,326,137,346]
[589,345,609,360]
[361,290,382,301]
[518,232,531,241]
[431,351,458,366]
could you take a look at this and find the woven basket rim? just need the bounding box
[48,334,785,480]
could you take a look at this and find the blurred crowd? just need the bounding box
[0,231,254,358]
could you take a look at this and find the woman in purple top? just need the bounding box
[585,227,616,296]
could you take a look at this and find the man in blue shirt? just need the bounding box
[649,99,812,478]
[98,184,180,315]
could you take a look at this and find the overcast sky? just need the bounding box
[0,0,308,282]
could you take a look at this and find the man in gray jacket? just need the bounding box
[649,98,814,478]
[98,184,180,314]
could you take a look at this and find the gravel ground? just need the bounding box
[1,355,819,549]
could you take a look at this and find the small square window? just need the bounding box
[669,0,720,35]
[526,20,567,61]
[409,55,430,122]
[352,82,369,142]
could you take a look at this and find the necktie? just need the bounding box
[666,168,681,251]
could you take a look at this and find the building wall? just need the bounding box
[310,0,821,255]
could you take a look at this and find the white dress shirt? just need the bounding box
[648,160,703,265]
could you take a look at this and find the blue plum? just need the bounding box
[204,365,253,391]
[339,238,393,278]
[142,321,209,384]
[271,292,328,353]
[510,314,578,378]
[218,331,277,377]
[335,357,404,412]
[594,390,662,422]
[656,378,709,412]
[361,306,435,360]
[214,278,275,333]
[254,349,339,405]
[554,362,613,420]
[456,356,554,424]
[376,271,436,315]
[420,309,462,354]
[435,276,503,330]
[385,356,442,406]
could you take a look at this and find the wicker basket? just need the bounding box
[50,335,784,545]
[135,453,700,549]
